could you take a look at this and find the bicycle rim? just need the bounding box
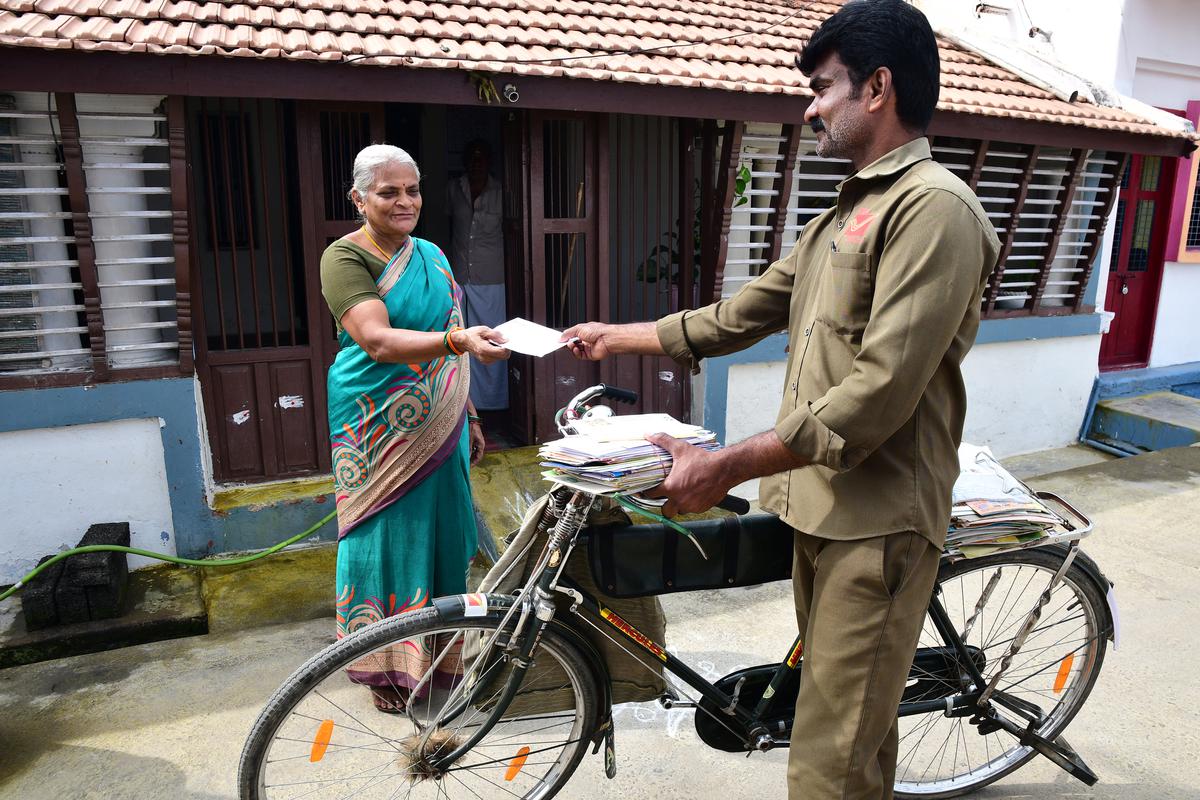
[245,615,597,799]
[895,551,1106,797]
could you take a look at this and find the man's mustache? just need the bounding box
[810,118,826,133]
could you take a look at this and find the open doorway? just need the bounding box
[385,104,522,449]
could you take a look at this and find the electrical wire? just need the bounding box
[0,509,337,603]
[342,4,809,68]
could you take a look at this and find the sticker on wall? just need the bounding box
[232,410,251,425]
[658,371,674,383]
[278,395,305,409]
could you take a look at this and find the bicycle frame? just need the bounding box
[429,387,1107,783]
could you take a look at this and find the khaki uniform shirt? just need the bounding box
[657,139,1000,548]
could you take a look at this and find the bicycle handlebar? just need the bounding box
[598,384,639,405]
[716,494,751,515]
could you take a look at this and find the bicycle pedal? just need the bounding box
[969,713,1003,735]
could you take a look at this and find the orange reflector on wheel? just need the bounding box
[310,719,335,762]
[1053,653,1074,694]
[505,746,531,781]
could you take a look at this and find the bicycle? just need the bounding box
[239,384,1115,799]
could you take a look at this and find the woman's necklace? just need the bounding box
[360,225,393,261]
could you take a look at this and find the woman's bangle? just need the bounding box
[468,414,482,426]
[444,326,465,356]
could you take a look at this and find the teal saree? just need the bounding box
[326,236,477,687]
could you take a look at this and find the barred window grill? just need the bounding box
[0,93,90,374]
[715,122,1124,317]
[721,125,783,296]
[0,91,185,380]
[76,93,179,368]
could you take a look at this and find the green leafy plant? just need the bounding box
[733,163,751,208]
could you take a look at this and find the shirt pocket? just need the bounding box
[817,251,872,337]
[473,207,502,238]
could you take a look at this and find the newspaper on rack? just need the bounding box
[539,414,719,513]
[948,443,1070,558]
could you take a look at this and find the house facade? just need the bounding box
[0,0,1192,580]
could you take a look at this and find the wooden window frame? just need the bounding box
[0,93,191,391]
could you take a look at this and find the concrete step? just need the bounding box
[0,564,207,669]
[1089,391,1200,454]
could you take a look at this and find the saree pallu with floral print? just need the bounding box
[326,236,478,691]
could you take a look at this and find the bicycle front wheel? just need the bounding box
[239,602,601,800]
[895,547,1109,798]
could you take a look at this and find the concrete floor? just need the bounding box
[1,446,1198,799]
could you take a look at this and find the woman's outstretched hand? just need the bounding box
[561,322,613,361]
[453,326,509,364]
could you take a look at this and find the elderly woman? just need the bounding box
[320,144,508,710]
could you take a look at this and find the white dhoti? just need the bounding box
[463,282,508,410]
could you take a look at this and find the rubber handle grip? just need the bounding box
[717,494,750,514]
[599,384,639,404]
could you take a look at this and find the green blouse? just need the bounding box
[319,239,389,330]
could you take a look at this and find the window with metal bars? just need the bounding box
[716,123,1125,318]
[0,91,190,387]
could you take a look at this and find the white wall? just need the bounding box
[717,334,1099,500]
[961,336,1102,455]
[1150,264,1200,367]
[0,419,177,585]
[724,361,786,501]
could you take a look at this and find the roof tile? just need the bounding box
[0,0,1189,143]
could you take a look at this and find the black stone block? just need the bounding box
[21,555,65,631]
[21,523,130,629]
[54,579,93,626]
[64,522,130,587]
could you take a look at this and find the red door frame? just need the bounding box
[1099,153,1177,371]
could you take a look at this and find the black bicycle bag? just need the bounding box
[584,513,795,598]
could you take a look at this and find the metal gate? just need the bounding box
[190,99,382,483]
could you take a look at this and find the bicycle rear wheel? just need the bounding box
[239,604,601,799]
[894,547,1109,798]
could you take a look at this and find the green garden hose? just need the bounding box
[0,509,338,603]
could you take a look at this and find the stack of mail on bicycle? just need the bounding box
[947,443,1069,559]
[539,414,719,508]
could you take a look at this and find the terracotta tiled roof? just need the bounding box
[0,0,1190,142]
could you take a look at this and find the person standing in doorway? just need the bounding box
[448,139,508,412]
[562,2,1000,797]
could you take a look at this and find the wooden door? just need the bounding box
[1100,154,1174,370]
[528,112,604,442]
[190,99,344,483]
[518,113,696,443]
[501,110,535,445]
[296,103,387,371]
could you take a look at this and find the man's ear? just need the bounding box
[866,66,893,114]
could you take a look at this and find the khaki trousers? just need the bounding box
[787,530,940,800]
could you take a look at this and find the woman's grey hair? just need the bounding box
[348,144,421,203]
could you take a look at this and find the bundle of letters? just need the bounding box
[539,414,720,511]
[948,443,1069,558]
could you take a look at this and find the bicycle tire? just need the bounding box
[894,547,1109,798]
[238,602,602,799]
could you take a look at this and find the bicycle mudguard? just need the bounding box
[583,513,795,598]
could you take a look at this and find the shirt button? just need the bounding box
[791,381,798,391]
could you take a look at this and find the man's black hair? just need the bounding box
[796,0,941,132]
